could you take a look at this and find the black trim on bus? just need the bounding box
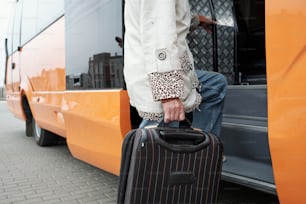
[122,0,126,90]
[4,38,9,85]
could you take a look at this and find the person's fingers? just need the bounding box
[163,103,175,123]
[163,108,171,123]
[176,104,185,121]
[179,110,185,121]
[162,99,185,123]
[171,102,180,120]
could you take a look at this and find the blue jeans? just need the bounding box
[140,70,227,138]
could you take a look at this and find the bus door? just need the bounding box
[6,1,23,115]
[11,1,22,92]
[189,0,275,194]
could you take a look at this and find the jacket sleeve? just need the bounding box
[140,0,188,101]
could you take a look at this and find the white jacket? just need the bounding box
[124,0,201,120]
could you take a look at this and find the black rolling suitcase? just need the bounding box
[117,125,223,204]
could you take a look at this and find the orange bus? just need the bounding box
[4,0,306,203]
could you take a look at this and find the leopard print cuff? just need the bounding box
[138,93,202,121]
[138,111,164,121]
[148,70,184,101]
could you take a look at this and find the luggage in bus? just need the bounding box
[117,125,223,204]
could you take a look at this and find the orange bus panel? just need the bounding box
[63,90,130,175]
[266,0,306,203]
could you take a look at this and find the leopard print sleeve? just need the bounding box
[148,70,184,101]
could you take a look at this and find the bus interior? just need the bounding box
[186,0,273,194]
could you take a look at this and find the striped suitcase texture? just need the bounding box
[117,126,223,204]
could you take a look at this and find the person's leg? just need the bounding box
[192,70,227,137]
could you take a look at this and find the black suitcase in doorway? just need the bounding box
[117,126,223,204]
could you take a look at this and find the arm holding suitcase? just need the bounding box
[124,0,226,137]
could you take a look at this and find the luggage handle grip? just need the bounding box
[157,118,193,129]
[159,129,204,144]
[153,128,211,152]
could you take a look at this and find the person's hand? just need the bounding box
[199,15,217,34]
[161,98,185,123]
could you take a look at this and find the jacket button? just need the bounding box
[158,51,167,60]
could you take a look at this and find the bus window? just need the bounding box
[65,0,124,90]
[10,1,22,54]
[21,0,64,45]
[35,0,63,32]
[6,2,14,55]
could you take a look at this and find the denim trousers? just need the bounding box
[139,70,227,138]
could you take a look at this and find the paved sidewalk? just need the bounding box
[0,102,119,204]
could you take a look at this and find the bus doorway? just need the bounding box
[188,0,275,194]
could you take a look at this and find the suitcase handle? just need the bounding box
[153,128,211,152]
[159,128,204,143]
[158,118,193,129]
